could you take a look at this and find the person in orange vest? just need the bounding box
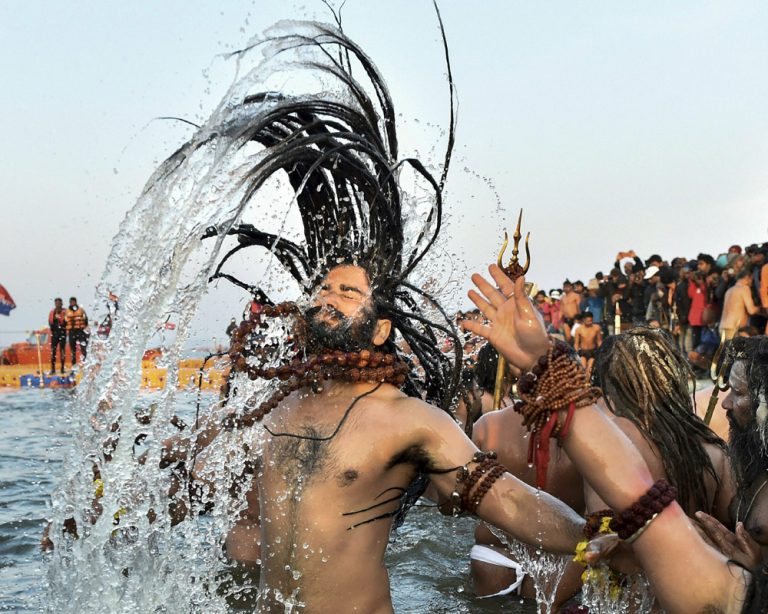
[48,298,67,373]
[65,296,88,368]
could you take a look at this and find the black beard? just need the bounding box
[304,304,378,353]
[728,413,768,501]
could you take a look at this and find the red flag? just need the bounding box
[0,285,16,316]
[163,322,176,330]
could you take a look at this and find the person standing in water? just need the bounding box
[65,296,88,367]
[48,297,67,373]
[159,25,591,610]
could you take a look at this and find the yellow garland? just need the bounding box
[573,514,623,600]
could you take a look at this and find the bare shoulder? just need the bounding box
[385,393,456,427]
[611,416,654,454]
[473,408,521,450]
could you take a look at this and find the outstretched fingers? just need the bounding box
[460,317,492,342]
[488,265,534,315]
[471,271,509,311]
[467,286,495,321]
[695,512,736,555]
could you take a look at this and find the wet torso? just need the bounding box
[253,382,432,613]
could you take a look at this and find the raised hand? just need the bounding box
[461,264,549,371]
[695,512,762,569]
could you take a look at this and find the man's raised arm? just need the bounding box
[461,264,749,614]
[411,401,584,554]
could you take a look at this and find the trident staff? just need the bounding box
[492,209,530,410]
[703,331,729,425]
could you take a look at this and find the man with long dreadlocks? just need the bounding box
[590,328,733,524]
[696,336,768,579]
[157,20,590,613]
[463,265,767,613]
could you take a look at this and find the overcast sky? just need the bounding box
[2,1,767,347]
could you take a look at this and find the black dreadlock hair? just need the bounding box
[592,327,726,517]
[188,13,461,530]
[195,17,461,412]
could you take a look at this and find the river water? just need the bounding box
[0,389,532,613]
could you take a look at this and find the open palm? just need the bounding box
[461,265,550,371]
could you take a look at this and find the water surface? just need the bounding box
[0,390,532,612]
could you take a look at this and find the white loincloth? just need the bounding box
[469,544,526,598]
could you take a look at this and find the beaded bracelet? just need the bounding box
[583,509,615,540]
[465,463,505,514]
[608,479,677,542]
[512,338,602,489]
[449,451,506,516]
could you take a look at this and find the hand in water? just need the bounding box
[461,264,549,371]
[695,512,762,569]
[582,534,642,575]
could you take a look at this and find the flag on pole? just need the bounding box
[0,285,16,316]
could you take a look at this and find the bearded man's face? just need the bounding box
[305,265,382,352]
[724,360,768,490]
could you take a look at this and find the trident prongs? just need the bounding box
[498,209,531,281]
[703,332,730,425]
[492,209,532,410]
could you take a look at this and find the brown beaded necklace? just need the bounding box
[223,302,409,429]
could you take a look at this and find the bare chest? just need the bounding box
[744,485,768,548]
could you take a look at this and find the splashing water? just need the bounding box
[486,524,569,614]
[45,19,466,613]
[580,568,655,614]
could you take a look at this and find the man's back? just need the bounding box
[722,283,750,331]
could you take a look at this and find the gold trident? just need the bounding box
[492,209,531,410]
[703,331,730,425]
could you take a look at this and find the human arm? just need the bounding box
[414,401,584,554]
[743,286,759,316]
[462,265,750,614]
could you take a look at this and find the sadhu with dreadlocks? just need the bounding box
[159,19,588,613]
[463,262,767,614]
[589,327,733,524]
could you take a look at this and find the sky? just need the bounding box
[2,0,767,347]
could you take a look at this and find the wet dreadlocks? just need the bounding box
[199,16,461,413]
[592,327,726,516]
[191,15,461,528]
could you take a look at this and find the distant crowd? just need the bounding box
[456,242,768,382]
[535,242,767,376]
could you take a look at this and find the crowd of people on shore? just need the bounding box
[530,243,768,377]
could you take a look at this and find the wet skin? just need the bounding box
[462,265,750,614]
[222,265,585,613]
[471,407,586,604]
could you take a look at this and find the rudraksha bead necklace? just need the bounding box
[223,303,409,429]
